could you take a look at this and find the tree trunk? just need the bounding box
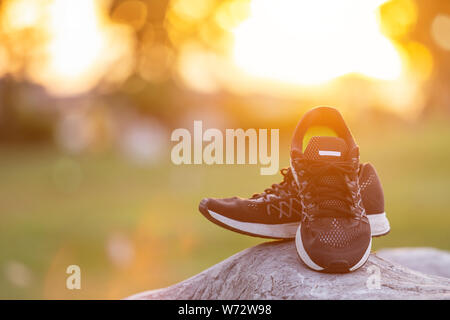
[127,241,450,300]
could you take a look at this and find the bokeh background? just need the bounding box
[0,0,449,299]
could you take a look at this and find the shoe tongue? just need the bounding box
[303,137,350,213]
[304,136,348,161]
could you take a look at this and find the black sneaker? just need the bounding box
[199,162,389,239]
[199,168,302,239]
[291,106,371,273]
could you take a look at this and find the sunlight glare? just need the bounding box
[232,0,403,85]
[4,0,136,96]
[2,0,41,30]
[47,0,103,79]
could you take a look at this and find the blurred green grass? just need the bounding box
[0,118,450,299]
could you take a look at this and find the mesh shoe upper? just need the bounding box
[300,217,371,268]
[203,168,302,224]
[359,163,385,214]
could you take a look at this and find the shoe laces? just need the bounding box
[292,158,358,219]
[251,168,296,202]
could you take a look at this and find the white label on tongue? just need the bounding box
[319,150,341,157]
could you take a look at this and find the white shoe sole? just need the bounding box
[295,224,372,272]
[206,209,390,239]
[367,212,390,237]
[207,209,299,239]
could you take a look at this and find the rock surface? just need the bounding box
[377,247,450,279]
[127,241,450,300]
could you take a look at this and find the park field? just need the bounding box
[0,118,449,299]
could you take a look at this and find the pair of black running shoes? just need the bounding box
[199,107,390,273]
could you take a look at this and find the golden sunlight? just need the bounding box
[232,0,403,85]
[38,0,135,96]
[2,0,135,96]
[47,0,104,79]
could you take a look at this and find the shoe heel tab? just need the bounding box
[291,106,357,154]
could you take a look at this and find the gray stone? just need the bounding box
[127,241,450,300]
[377,247,450,279]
